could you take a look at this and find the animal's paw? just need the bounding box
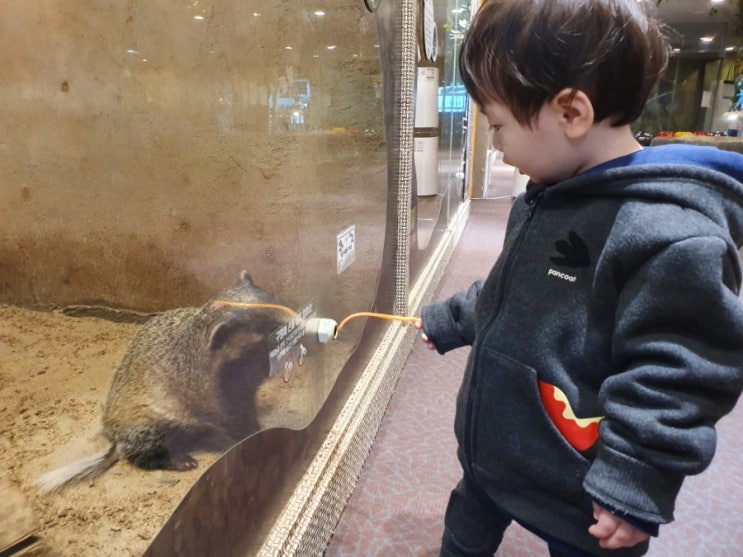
[171,453,198,471]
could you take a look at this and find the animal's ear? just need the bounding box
[208,320,265,351]
[239,271,254,285]
[208,321,232,350]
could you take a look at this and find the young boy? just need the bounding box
[417,1,743,556]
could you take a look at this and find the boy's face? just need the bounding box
[482,100,580,185]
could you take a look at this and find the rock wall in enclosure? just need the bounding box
[0,1,387,314]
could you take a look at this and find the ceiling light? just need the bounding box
[314,10,325,16]
[327,45,337,50]
[700,36,715,43]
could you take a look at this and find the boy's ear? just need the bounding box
[549,88,594,139]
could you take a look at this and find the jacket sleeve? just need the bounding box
[420,279,484,354]
[583,235,743,525]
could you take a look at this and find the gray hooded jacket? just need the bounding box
[421,144,743,554]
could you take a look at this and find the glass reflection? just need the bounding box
[0,1,386,555]
[412,0,472,272]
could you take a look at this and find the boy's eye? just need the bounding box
[489,125,502,132]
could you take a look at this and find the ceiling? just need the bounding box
[654,0,739,52]
[433,0,740,54]
[655,0,731,23]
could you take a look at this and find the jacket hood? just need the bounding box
[550,144,743,248]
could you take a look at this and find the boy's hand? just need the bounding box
[588,503,649,550]
[415,320,436,350]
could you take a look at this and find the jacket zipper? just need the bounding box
[463,190,543,476]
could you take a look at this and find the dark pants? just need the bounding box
[438,476,648,557]
[439,477,511,557]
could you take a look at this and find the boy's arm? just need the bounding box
[420,279,484,354]
[583,235,743,527]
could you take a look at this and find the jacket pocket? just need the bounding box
[470,347,590,504]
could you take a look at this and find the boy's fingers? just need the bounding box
[414,321,436,350]
[588,504,649,550]
[597,524,648,550]
[419,334,436,350]
[588,506,619,539]
[588,519,615,540]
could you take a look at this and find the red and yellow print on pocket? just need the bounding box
[538,381,603,451]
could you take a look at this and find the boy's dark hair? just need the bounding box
[459,0,671,127]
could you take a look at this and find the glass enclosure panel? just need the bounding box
[637,54,724,134]
[0,1,388,555]
[634,18,738,136]
[411,0,471,276]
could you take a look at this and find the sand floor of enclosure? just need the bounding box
[0,305,355,556]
